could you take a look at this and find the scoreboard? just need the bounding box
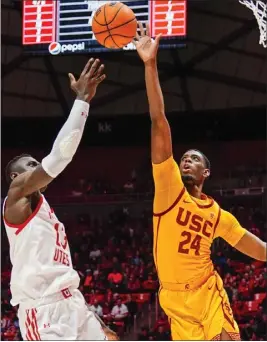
[22,0,187,55]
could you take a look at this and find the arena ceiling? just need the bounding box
[2,0,266,117]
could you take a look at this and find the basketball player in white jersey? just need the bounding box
[3,58,118,341]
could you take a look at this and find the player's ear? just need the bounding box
[203,169,210,179]
[10,172,19,181]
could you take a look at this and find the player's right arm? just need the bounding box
[133,22,184,213]
[7,58,106,201]
[133,22,171,164]
[214,209,266,261]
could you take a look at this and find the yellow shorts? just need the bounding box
[159,272,240,341]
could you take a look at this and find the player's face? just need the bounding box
[179,150,210,186]
[11,156,47,192]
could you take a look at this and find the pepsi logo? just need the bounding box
[48,42,61,55]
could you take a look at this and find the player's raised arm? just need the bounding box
[215,209,266,261]
[7,58,106,201]
[133,22,172,164]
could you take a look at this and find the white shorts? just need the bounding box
[17,289,107,340]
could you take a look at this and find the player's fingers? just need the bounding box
[94,64,105,78]
[68,73,76,85]
[146,22,151,37]
[86,58,100,79]
[155,33,162,46]
[81,58,94,77]
[96,74,106,84]
[132,39,137,46]
[135,29,140,40]
[138,21,145,36]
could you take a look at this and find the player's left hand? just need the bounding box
[133,21,162,65]
[68,58,106,103]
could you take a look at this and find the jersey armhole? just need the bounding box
[3,196,44,234]
[153,187,186,217]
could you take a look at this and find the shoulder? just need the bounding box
[219,208,238,223]
[4,194,43,226]
[4,196,31,225]
[152,155,178,173]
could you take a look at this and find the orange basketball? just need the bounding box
[92,2,137,49]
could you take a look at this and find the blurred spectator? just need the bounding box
[154,325,170,341]
[154,311,169,331]
[108,269,124,290]
[142,274,158,291]
[254,274,267,293]
[111,299,129,321]
[89,244,101,261]
[138,326,150,341]
[90,299,103,317]
[127,276,141,292]
[84,270,93,292]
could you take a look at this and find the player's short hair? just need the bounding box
[5,154,32,184]
[191,149,211,170]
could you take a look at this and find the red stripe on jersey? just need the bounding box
[3,196,43,235]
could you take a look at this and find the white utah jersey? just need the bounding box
[3,195,80,306]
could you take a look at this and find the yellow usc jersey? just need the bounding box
[152,156,246,285]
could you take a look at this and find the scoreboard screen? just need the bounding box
[22,0,187,55]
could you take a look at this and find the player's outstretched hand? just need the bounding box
[133,22,162,64]
[68,58,106,103]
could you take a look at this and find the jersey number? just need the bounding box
[54,223,68,250]
[178,231,202,255]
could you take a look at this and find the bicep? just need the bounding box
[8,165,54,200]
[215,210,246,246]
[151,116,172,164]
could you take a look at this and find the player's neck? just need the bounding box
[185,184,203,199]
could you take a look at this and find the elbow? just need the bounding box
[151,114,167,126]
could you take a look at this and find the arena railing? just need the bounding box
[45,187,266,205]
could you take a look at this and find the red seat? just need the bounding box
[252,261,265,269]
[254,268,264,276]
[245,301,259,313]
[254,293,266,302]
[131,293,151,303]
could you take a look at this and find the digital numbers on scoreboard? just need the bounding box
[22,0,187,55]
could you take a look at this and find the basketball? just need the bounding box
[92,2,137,49]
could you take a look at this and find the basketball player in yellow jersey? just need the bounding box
[133,22,267,341]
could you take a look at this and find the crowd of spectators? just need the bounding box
[68,164,266,199]
[1,198,266,340]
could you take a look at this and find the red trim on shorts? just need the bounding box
[32,309,41,340]
[211,332,241,341]
[25,309,41,340]
[215,282,235,330]
[25,310,34,340]
[212,208,221,239]
[210,334,220,340]
[3,196,43,235]
[153,187,186,217]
